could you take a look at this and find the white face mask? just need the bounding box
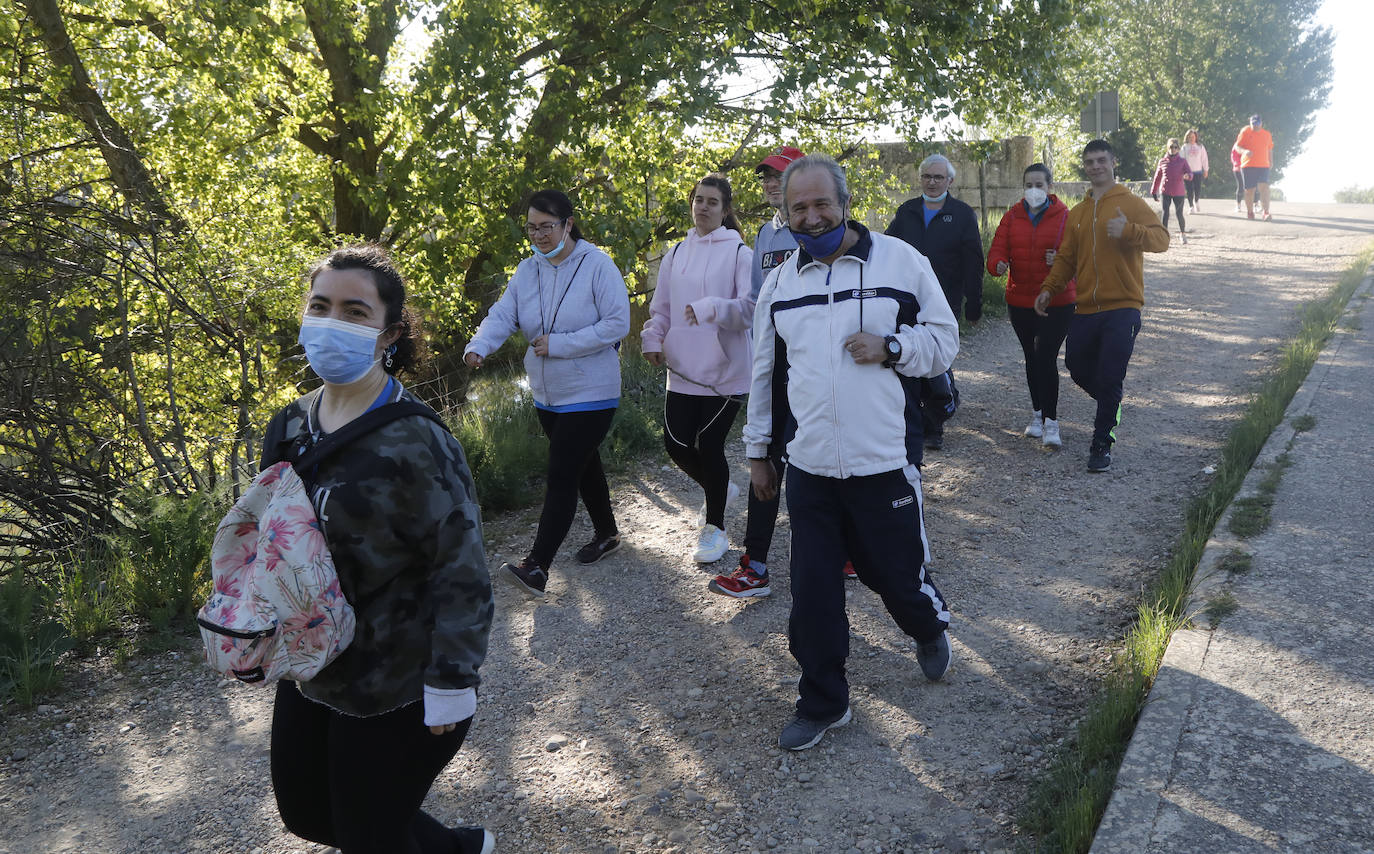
[1023,187,1048,208]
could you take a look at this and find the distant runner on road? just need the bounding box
[1235,114,1275,221]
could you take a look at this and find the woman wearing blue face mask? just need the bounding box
[464,189,632,597]
[261,244,496,854]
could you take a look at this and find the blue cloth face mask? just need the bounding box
[795,220,847,259]
[922,191,949,204]
[298,316,382,384]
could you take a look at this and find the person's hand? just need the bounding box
[750,458,778,501]
[531,335,550,357]
[1152,193,1159,202]
[1204,170,1209,179]
[429,723,458,735]
[1034,290,1052,317]
[684,305,699,325]
[1106,207,1128,239]
[842,331,885,364]
[643,351,664,366]
[1044,249,1056,266]
[464,352,484,369]
[995,260,1009,276]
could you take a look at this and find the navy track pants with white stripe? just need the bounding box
[786,464,951,722]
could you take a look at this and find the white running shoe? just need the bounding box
[693,525,729,563]
[1042,418,1062,448]
[1023,411,1044,439]
[696,481,741,527]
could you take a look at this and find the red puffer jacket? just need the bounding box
[986,196,1076,309]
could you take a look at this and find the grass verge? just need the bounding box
[1020,249,1373,852]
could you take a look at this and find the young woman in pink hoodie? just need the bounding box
[641,174,755,564]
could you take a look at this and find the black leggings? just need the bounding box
[271,680,471,854]
[1186,171,1204,207]
[1234,170,1245,204]
[1008,304,1074,420]
[1160,194,1186,231]
[664,391,741,528]
[530,407,617,569]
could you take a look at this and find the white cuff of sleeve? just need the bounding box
[423,685,476,727]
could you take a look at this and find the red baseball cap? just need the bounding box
[756,146,806,173]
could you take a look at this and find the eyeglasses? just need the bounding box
[919,174,949,182]
[524,220,566,237]
[757,172,782,184]
[1169,146,1180,151]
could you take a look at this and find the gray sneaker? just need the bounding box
[778,706,852,751]
[917,632,952,681]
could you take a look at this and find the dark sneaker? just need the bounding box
[842,560,857,580]
[454,825,495,854]
[709,556,771,598]
[503,559,547,597]
[575,533,621,565]
[1087,443,1112,473]
[917,632,953,681]
[924,433,944,451]
[779,706,852,751]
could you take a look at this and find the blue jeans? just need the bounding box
[1065,308,1141,447]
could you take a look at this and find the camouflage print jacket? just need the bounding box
[260,383,493,718]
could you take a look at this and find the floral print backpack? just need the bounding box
[197,401,443,683]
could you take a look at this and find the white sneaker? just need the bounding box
[696,481,741,527]
[1023,411,1044,439]
[1042,418,1062,448]
[693,525,729,563]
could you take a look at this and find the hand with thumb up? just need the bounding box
[1106,207,1128,239]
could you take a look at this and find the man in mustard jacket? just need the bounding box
[1035,139,1169,473]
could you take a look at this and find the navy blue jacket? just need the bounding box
[885,195,984,323]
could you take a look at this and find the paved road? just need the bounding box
[1093,215,1374,851]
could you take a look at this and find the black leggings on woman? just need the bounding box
[1008,304,1074,421]
[664,391,741,529]
[1186,170,1204,208]
[530,407,618,569]
[271,680,471,854]
[1160,194,1186,231]
[1234,169,1245,205]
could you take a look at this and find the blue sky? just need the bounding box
[1277,0,1374,201]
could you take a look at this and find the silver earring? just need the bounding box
[385,344,396,369]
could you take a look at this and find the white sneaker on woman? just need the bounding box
[1023,411,1044,439]
[1042,418,1062,448]
[693,525,729,563]
[696,481,741,527]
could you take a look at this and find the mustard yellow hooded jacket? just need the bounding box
[1040,183,1169,314]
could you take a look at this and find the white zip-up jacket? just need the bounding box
[743,223,959,478]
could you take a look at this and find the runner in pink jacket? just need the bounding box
[1150,138,1192,244]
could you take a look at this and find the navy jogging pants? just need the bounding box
[786,464,950,722]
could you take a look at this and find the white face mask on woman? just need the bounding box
[1023,187,1048,209]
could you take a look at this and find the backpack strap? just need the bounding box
[292,400,447,473]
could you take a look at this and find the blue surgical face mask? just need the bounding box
[532,225,568,259]
[922,191,949,204]
[298,316,382,385]
[795,219,847,259]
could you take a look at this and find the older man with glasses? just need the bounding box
[884,154,984,450]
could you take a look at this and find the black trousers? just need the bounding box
[1065,308,1142,447]
[663,391,740,529]
[271,680,471,854]
[1008,304,1074,420]
[786,465,950,722]
[1160,194,1186,231]
[919,368,959,439]
[1186,171,1204,207]
[742,455,786,565]
[1234,169,1245,204]
[530,407,617,569]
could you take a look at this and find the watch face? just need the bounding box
[887,339,901,355]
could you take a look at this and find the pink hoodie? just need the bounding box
[641,225,755,396]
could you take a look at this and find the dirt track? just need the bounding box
[3,201,1372,854]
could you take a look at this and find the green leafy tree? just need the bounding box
[1334,185,1374,204]
[1068,0,1332,190]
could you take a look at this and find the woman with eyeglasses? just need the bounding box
[1150,138,1192,245]
[640,173,755,564]
[463,189,631,597]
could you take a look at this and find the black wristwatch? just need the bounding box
[882,335,902,368]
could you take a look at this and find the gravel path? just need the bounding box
[3,201,1372,854]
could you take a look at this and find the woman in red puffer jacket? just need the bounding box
[986,162,1076,449]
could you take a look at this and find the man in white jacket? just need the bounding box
[744,154,960,750]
